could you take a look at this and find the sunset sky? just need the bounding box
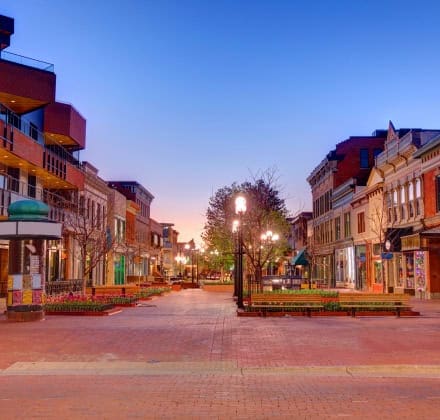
[3,0,440,242]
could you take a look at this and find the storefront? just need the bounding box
[313,254,334,288]
[335,246,355,289]
[354,245,367,290]
[400,233,434,297]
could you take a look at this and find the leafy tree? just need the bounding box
[203,170,290,291]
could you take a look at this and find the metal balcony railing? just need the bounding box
[0,103,83,172]
[0,50,54,72]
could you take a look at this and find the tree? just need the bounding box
[46,190,114,294]
[203,170,290,291]
[368,184,390,293]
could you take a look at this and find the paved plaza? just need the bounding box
[0,290,440,419]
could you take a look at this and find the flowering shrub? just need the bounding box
[135,287,170,299]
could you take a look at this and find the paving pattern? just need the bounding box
[0,290,439,419]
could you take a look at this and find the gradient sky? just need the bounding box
[3,0,440,242]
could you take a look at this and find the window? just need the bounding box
[7,167,20,193]
[415,178,422,215]
[400,185,406,220]
[437,176,440,212]
[408,181,414,201]
[415,178,422,198]
[360,149,369,168]
[335,217,341,241]
[27,175,36,198]
[344,212,351,238]
[357,212,365,234]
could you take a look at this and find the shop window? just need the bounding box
[373,243,381,255]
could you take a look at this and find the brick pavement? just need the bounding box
[0,289,439,419]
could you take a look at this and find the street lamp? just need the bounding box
[235,195,246,309]
[232,220,239,297]
[260,230,279,281]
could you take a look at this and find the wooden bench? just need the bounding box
[250,294,323,317]
[87,285,140,297]
[338,293,411,317]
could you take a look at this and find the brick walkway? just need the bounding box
[0,290,439,419]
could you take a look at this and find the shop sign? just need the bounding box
[401,234,420,251]
[381,252,393,260]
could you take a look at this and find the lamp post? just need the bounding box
[235,196,247,309]
[260,230,279,290]
[232,219,239,297]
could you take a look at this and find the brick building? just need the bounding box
[307,130,386,287]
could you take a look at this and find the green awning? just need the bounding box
[291,248,308,266]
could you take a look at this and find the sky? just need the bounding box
[3,0,440,243]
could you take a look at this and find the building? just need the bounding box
[109,181,154,283]
[0,15,86,295]
[106,182,127,285]
[287,212,312,278]
[149,218,163,278]
[161,223,179,278]
[375,122,440,296]
[307,130,386,287]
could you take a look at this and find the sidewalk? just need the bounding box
[0,289,439,419]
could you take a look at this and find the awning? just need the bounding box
[385,227,413,252]
[291,248,308,266]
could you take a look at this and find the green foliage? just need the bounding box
[262,289,339,297]
[323,301,341,311]
[44,301,113,312]
[135,287,169,299]
[202,170,291,284]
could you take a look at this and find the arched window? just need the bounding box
[415,178,422,198]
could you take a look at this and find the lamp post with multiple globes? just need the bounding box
[234,196,246,309]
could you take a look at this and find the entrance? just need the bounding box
[114,255,125,285]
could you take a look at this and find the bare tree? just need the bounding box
[367,184,390,293]
[47,190,114,294]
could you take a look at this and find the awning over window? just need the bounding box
[291,248,308,266]
[385,227,413,252]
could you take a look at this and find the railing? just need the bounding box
[0,103,83,170]
[46,279,84,296]
[0,50,54,72]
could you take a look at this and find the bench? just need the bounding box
[338,293,411,317]
[87,285,140,297]
[250,293,323,317]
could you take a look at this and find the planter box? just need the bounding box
[203,284,234,293]
[45,308,122,316]
[171,284,182,291]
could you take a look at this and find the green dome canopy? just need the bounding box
[8,200,50,221]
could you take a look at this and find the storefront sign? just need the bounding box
[401,234,421,251]
[381,252,393,260]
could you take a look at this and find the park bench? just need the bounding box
[250,293,323,317]
[338,293,412,317]
[87,285,140,297]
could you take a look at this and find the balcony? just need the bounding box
[0,104,84,189]
[44,102,86,150]
[0,51,56,114]
[0,173,75,221]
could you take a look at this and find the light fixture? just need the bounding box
[235,196,247,214]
